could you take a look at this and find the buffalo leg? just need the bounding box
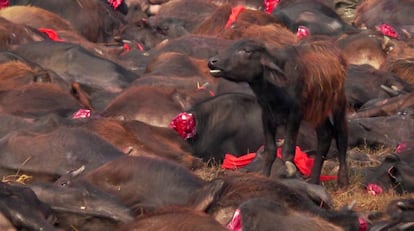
[282,112,301,163]
[311,119,334,185]
[333,104,349,188]
[261,109,277,176]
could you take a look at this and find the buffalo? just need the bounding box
[208,38,349,187]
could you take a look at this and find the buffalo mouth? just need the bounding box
[209,68,223,77]
[208,57,224,77]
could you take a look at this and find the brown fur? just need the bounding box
[154,0,217,32]
[13,0,125,43]
[193,4,283,37]
[103,85,212,127]
[0,6,76,31]
[240,198,344,231]
[294,40,347,126]
[0,61,44,91]
[192,4,231,36]
[353,0,414,39]
[0,17,45,50]
[118,207,227,231]
[0,83,81,117]
[221,22,298,48]
[81,118,202,169]
[208,172,357,230]
[382,58,414,84]
[80,156,206,212]
[335,31,387,69]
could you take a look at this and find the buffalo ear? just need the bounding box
[260,56,288,87]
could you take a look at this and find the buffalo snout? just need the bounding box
[208,56,223,77]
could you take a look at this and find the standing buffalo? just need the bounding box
[208,38,349,187]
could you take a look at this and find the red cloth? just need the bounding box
[38,28,64,42]
[222,146,337,181]
[0,0,8,9]
[225,6,245,29]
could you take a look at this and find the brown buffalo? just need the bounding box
[335,30,388,69]
[10,0,126,43]
[208,38,349,187]
[0,83,92,118]
[62,156,225,214]
[0,123,125,182]
[29,181,134,231]
[352,0,414,39]
[12,40,139,111]
[0,5,76,32]
[0,61,52,91]
[0,17,46,50]
[231,197,346,231]
[67,117,202,169]
[118,207,227,231]
[102,85,212,127]
[207,172,359,230]
[271,0,357,36]
[382,57,414,84]
[151,34,233,60]
[147,0,217,39]
[193,4,299,49]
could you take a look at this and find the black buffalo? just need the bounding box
[208,38,349,187]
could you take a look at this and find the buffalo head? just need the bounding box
[208,39,284,84]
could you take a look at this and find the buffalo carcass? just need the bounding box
[0,182,58,231]
[28,181,134,231]
[193,4,299,49]
[56,155,225,214]
[348,108,414,151]
[11,41,139,111]
[207,172,360,230]
[10,0,126,43]
[208,38,349,187]
[352,0,414,40]
[369,198,414,231]
[177,93,263,162]
[0,17,46,50]
[118,207,227,231]
[344,64,413,110]
[362,147,414,195]
[146,0,218,39]
[228,197,347,231]
[0,5,136,66]
[102,85,212,127]
[0,122,125,183]
[270,0,358,37]
[59,117,203,170]
[0,83,92,118]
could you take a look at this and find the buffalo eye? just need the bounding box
[238,48,253,57]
